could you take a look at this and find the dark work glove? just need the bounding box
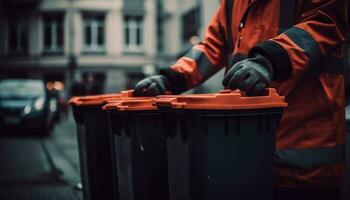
[134,75,170,96]
[222,54,273,96]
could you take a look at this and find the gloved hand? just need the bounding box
[222,54,273,96]
[134,75,170,96]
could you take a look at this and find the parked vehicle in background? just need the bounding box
[0,79,58,135]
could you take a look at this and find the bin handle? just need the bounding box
[120,90,171,98]
[154,93,178,107]
[220,88,271,97]
[68,97,82,106]
[121,90,135,97]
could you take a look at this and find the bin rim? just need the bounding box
[155,88,287,110]
[68,90,134,106]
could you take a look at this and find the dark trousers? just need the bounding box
[274,187,342,200]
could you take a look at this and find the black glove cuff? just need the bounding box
[159,68,188,94]
[249,40,292,81]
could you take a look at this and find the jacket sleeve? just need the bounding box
[160,1,229,94]
[249,0,347,81]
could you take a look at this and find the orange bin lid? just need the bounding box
[155,88,287,110]
[69,90,134,106]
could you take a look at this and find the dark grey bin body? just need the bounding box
[108,111,169,200]
[72,105,118,200]
[162,108,282,200]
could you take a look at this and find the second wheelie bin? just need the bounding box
[104,97,169,200]
[155,89,287,200]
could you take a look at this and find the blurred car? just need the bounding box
[0,79,58,135]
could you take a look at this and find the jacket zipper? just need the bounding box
[237,0,259,48]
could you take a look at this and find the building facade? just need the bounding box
[0,0,223,95]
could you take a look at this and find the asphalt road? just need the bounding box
[0,113,82,200]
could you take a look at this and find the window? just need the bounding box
[83,14,105,53]
[43,14,64,54]
[156,0,164,53]
[8,18,28,55]
[124,16,143,52]
[182,7,200,43]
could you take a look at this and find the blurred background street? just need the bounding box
[0,0,222,198]
[0,0,225,95]
[0,0,225,199]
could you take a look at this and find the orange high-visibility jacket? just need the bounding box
[160,0,347,188]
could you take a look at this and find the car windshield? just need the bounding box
[0,79,45,99]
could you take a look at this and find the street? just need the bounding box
[0,112,82,200]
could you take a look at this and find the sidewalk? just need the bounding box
[0,111,82,200]
[50,111,81,174]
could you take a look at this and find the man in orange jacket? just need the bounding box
[134,0,347,199]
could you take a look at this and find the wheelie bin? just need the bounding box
[104,97,169,200]
[155,89,287,200]
[69,92,133,200]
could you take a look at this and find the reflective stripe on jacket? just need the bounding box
[160,0,347,188]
